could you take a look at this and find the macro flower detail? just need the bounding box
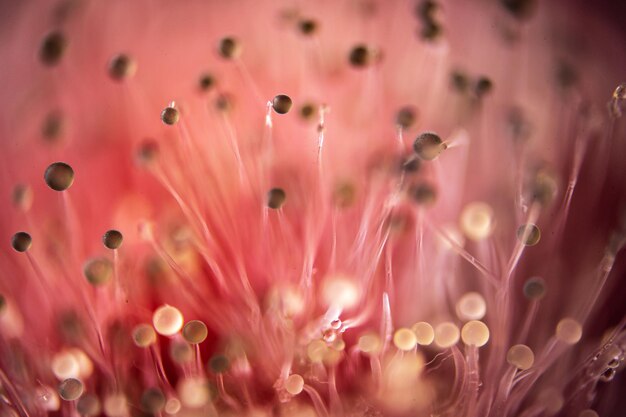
[1,1,625,417]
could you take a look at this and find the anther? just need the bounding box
[152,305,184,336]
[218,37,242,59]
[76,393,101,416]
[300,103,317,121]
[161,105,180,125]
[413,132,446,160]
[416,0,438,20]
[500,0,537,20]
[132,324,157,348]
[272,94,293,114]
[297,19,318,36]
[102,229,123,250]
[170,341,193,364]
[215,93,233,112]
[409,183,437,206]
[451,70,469,93]
[461,321,490,347]
[434,322,460,348]
[420,21,442,41]
[40,31,67,66]
[579,410,599,417]
[198,73,215,92]
[460,202,494,241]
[12,184,33,212]
[11,232,32,252]
[357,332,382,355]
[140,388,166,414]
[474,76,493,98]
[517,224,541,246]
[182,320,208,344]
[523,277,546,300]
[44,162,75,191]
[555,318,582,345]
[58,378,83,401]
[208,354,229,374]
[108,54,136,81]
[527,168,557,205]
[411,322,434,345]
[0,294,6,314]
[83,258,113,286]
[267,188,286,209]
[103,394,128,417]
[393,328,418,351]
[506,344,534,370]
[284,374,305,395]
[136,139,160,166]
[456,292,487,321]
[348,45,377,68]
[42,111,64,141]
[396,106,417,129]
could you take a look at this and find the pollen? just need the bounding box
[358,332,382,355]
[102,229,123,249]
[272,94,293,114]
[83,257,114,286]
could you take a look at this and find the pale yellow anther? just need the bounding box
[506,344,535,370]
[307,340,328,362]
[411,322,434,345]
[393,328,417,351]
[456,292,487,321]
[434,322,460,348]
[153,305,183,336]
[461,320,490,347]
[358,332,382,355]
[556,318,582,345]
[460,202,494,241]
[285,374,305,395]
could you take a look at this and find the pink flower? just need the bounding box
[1,1,625,416]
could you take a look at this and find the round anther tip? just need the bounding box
[218,37,241,59]
[396,106,417,129]
[182,320,208,344]
[140,388,166,414]
[413,132,445,161]
[137,139,160,166]
[102,229,123,250]
[108,54,137,81]
[297,19,318,36]
[348,45,375,68]
[76,393,101,416]
[83,258,114,286]
[161,106,179,125]
[11,231,32,252]
[40,31,67,66]
[409,182,437,206]
[208,354,229,374]
[516,224,541,246]
[58,377,83,401]
[272,94,293,114]
[523,277,546,300]
[267,188,286,209]
[198,73,215,92]
[44,162,75,191]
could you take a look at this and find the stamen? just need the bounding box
[44,162,75,191]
